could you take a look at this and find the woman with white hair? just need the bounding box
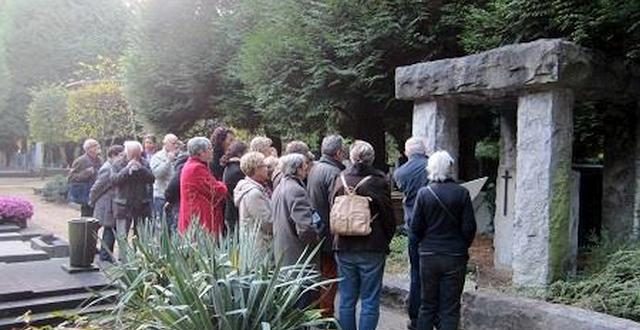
[271,153,318,267]
[410,150,476,330]
[332,140,396,330]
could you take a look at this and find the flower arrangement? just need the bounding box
[0,196,34,228]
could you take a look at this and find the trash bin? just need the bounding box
[68,217,100,267]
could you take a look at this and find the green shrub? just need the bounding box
[96,224,337,330]
[547,238,640,322]
[386,234,408,274]
[41,175,68,203]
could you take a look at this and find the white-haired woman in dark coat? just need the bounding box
[410,150,476,330]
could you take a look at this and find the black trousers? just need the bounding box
[417,254,467,330]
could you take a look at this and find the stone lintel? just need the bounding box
[396,39,634,103]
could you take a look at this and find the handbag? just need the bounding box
[426,185,458,222]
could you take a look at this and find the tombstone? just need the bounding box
[396,39,640,286]
[34,142,44,169]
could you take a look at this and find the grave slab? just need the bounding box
[0,258,110,302]
[0,224,20,234]
[0,241,49,263]
[0,233,21,242]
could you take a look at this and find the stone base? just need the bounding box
[61,263,100,274]
[31,235,70,258]
[463,290,640,330]
[0,241,49,263]
[0,224,20,234]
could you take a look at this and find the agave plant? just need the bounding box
[98,222,337,330]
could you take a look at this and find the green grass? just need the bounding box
[386,234,409,274]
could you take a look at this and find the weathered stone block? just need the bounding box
[513,89,574,286]
[462,290,640,330]
[396,39,630,102]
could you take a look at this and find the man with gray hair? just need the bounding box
[112,140,155,239]
[150,133,180,228]
[68,138,103,216]
[392,136,428,330]
[306,134,346,316]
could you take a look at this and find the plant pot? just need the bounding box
[68,217,100,267]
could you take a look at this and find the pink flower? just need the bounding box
[0,196,34,221]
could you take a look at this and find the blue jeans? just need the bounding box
[336,251,386,330]
[153,197,165,220]
[408,232,421,327]
[99,227,115,262]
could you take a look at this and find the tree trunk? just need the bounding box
[350,109,387,172]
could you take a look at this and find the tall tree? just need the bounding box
[123,0,233,134]
[233,0,464,168]
[0,0,130,152]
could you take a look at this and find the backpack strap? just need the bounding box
[353,175,373,193]
[340,174,352,195]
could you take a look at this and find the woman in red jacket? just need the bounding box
[178,137,227,236]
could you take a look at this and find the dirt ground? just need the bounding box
[469,234,511,288]
[0,177,78,240]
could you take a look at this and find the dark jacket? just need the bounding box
[164,154,189,206]
[112,158,155,220]
[68,153,103,204]
[210,149,225,180]
[307,155,345,252]
[89,160,117,227]
[223,158,245,232]
[331,164,396,254]
[393,154,428,227]
[410,179,477,256]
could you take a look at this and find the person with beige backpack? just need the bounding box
[330,140,397,330]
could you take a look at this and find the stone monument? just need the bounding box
[395,38,640,286]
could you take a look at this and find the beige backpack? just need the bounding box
[330,174,374,236]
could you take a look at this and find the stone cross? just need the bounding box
[501,170,512,216]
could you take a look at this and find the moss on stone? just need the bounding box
[549,160,571,281]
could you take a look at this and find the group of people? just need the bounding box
[67,128,477,330]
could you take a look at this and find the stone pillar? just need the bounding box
[513,89,575,286]
[602,104,636,240]
[494,109,517,270]
[34,142,44,169]
[412,99,459,177]
[634,102,640,240]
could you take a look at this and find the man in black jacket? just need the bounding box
[112,141,155,239]
[307,134,346,317]
[164,152,189,232]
